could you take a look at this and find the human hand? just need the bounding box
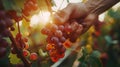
[53,3,98,35]
[53,3,89,24]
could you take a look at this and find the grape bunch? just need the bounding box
[7,0,39,22]
[22,0,38,17]
[0,11,14,33]
[0,11,14,58]
[7,10,22,22]
[41,21,83,62]
[11,33,38,61]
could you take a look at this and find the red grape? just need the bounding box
[58,25,64,31]
[59,36,66,43]
[63,40,72,48]
[64,23,72,32]
[50,56,59,62]
[54,30,63,37]
[46,43,55,50]
[23,49,29,57]
[51,36,59,44]
[30,52,38,61]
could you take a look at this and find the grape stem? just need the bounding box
[7,29,31,67]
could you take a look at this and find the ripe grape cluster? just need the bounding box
[7,0,38,22]
[0,10,14,58]
[22,0,38,17]
[11,33,38,61]
[7,10,22,22]
[41,21,83,62]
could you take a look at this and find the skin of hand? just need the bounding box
[53,3,98,35]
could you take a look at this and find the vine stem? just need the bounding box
[7,29,31,67]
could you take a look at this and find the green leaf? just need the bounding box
[3,37,12,45]
[78,47,88,62]
[9,53,21,64]
[91,50,101,58]
[89,56,102,67]
[2,0,24,15]
[2,0,14,10]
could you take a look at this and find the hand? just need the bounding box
[53,3,98,35]
[53,3,89,24]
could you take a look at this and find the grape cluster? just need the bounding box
[0,11,14,58]
[41,21,83,62]
[0,11,14,33]
[7,0,38,22]
[7,10,22,22]
[22,0,38,17]
[11,33,38,61]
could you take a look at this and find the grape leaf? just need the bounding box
[88,56,102,67]
[2,0,23,16]
[9,53,21,64]
[2,0,14,10]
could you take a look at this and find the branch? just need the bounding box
[7,29,31,67]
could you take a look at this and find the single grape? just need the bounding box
[57,42,63,48]
[58,25,64,31]
[51,36,59,44]
[57,53,65,58]
[46,43,55,51]
[63,40,72,48]
[71,21,79,31]
[10,26,15,31]
[30,52,38,61]
[16,33,22,40]
[5,17,13,27]
[41,28,51,35]
[50,56,59,62]
[23,37,28,42]
[46,36,52,43]
[59,36,66,43]
[22,9,30,16]
[64,23,72,32]
[23,49,30,57]
[31,4,38,10]
[49,49,57,57]
[25,43,29,49]
[50,24,58,32]
[59,46,66,53]
[54,30,63,37]
[31,0,37,3]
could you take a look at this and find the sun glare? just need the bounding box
[30,11,50,26]
[30,0,82,27]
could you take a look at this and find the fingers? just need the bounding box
[53,3,74,25]
[81,14,98,34]
[70,14,98,39]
